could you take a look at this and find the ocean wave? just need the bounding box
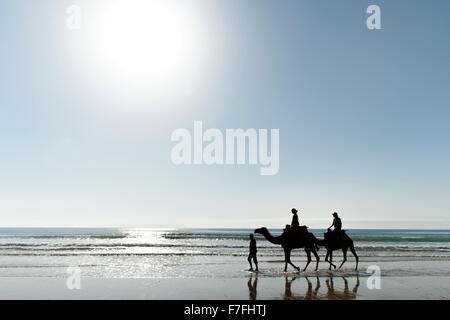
[351,236,450,242]
[0,252,449,260]
[0,243,449,253]
[0,235,128,239]
[2,229,450,243]
[162,232,450,243]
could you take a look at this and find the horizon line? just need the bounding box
[1,226,450,231]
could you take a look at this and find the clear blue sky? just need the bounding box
[1,0,449,228]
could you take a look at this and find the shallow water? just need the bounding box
[0,228,449,278]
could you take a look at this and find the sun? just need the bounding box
[90,0,200,92]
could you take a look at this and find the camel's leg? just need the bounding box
[338,247,347,269]
[284,250,299,271]
[350,244,359,270]
[303,250,311,271]
[328,251,335,270]
[312,248,320,271]
[325,250,336,269]
[290,262,300,271]
[284,250,288,272]
[287,250,300,271]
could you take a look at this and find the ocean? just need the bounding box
[1,228,450,279]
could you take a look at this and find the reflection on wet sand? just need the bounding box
[248,273,258,300]
[283,276,320,300]
[247,273,360,300]
[325,276,359,300]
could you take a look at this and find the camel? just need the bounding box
[317,230,359,270]
[254,227,321,272]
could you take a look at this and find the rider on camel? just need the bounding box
[291,208,299,228]
[328,212,342,240]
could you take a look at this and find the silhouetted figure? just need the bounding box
[328,212,342,233]
[247,273,258,300]
[291,208,299,228]
[247,234,258,271]
[254,227,320,272]
[318,216,359,270]
[327,212,342,243]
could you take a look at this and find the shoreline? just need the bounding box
[1,228,449,299]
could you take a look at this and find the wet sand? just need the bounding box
[1,274,449,300]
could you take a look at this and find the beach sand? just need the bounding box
[1,274,449,300]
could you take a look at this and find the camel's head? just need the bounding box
[254,227,268,235]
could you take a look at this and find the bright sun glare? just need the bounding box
[91,0,200,92]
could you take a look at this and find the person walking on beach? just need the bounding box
[247,234,258,271]
[291,208,300,228]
